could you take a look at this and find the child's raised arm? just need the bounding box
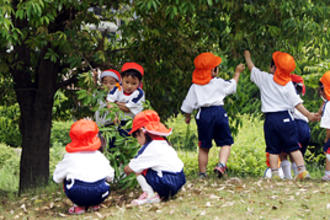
[233,63,245,83]
[243,50,255,71]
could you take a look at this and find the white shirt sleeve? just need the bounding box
[321,102,330,129]
[53,154,70,183]
[128,147,159,173]
[125,89,145,115]
[221,78,237,96]
[106,86,119,102]
[181,85,197,114]
[287,82,303,108]
[251,67,268,87]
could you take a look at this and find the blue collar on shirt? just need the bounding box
[322,101,328,117]
[134,141,152,158]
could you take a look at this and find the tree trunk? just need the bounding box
[17,89,53,194]
[13,57,58,194]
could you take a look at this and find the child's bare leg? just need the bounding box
[289,150,305,171]
[136,175,154,196]
[198,147,209,173]
[269,153,280,177]
[219,145,231,164]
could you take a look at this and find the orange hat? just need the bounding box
[66,119,101,153]
[272,51,296,86]
[101,69,121,82]
[192,52,222,85]
[129,110,172,136]
[290,74,306,96]
[320,71,330,101]
[121,62,144,77]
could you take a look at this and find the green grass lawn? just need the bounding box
[0,177,329,220]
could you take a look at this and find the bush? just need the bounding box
[166,113,198,151]
[0,143,20,192]
[50,121,72,147]
[0,104,21,147]
[178,114,267,177]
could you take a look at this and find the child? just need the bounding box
[280,74,311,179]
[94,69,121,126]
[53,119,114,214]
[319,70,330,181]
[180,52,245,178]
[124,110,186,205]
[107,62,145,120]
[243,50,318,180]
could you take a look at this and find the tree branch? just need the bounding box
[56,75,78,90]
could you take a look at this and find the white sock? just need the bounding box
[281,160,292,179]
[136,175,154,197]
[325,170,330,176]
[292,162,298,176]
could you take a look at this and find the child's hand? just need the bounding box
[235,64,245,73]
[106,176,114,183]
[308,112,321,122]
[185,114,191,124]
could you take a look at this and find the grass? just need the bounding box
[0,178,329,219]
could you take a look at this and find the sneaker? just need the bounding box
[321,174,330,181]
[131,192,161,206]
[68,205,85,215]
[214,164,227,178]
[295,170,311,181]
[199,172,208,179]
[91,205,100,211]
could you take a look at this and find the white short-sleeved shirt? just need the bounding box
[53,151,114,183]
[129,140,184,176]
[320,101,330,129]
[251,67,302,113]
[180,77,237,114]
[106,86,145,119]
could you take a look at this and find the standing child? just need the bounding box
[181,52,245,178]
[53,119,114,214]
[94,69,121,126]
[124,110,186,205]
[318,70,330,181]
[243,50,318,180]
[280,74,311,179]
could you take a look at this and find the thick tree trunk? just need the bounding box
[13,56,58,194]
[17,89,53,194]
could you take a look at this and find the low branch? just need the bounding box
[56,75,78,90]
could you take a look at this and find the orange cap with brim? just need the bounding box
[320,71,330,101]
[121,62,144,77]
[272,51,296,86]
[192,52,222,85]
[129,110,172,136]
[66,119,101,153]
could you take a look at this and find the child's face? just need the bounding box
[212,66,219,77]
[134,130,146,145]
[319,84,327,101]
[102,76,118,91]
[122,75,140,94]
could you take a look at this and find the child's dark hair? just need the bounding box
[121,70,142,82]
[270,59,275,68]
[293,82,303,95]
[132,129,172,146]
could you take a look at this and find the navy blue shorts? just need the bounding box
[264,111,300,154]
[196,106,234,149]
[64,178,110,207]
[143,169,186,199]
[296,119,310,156]
[324,139,330,154]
